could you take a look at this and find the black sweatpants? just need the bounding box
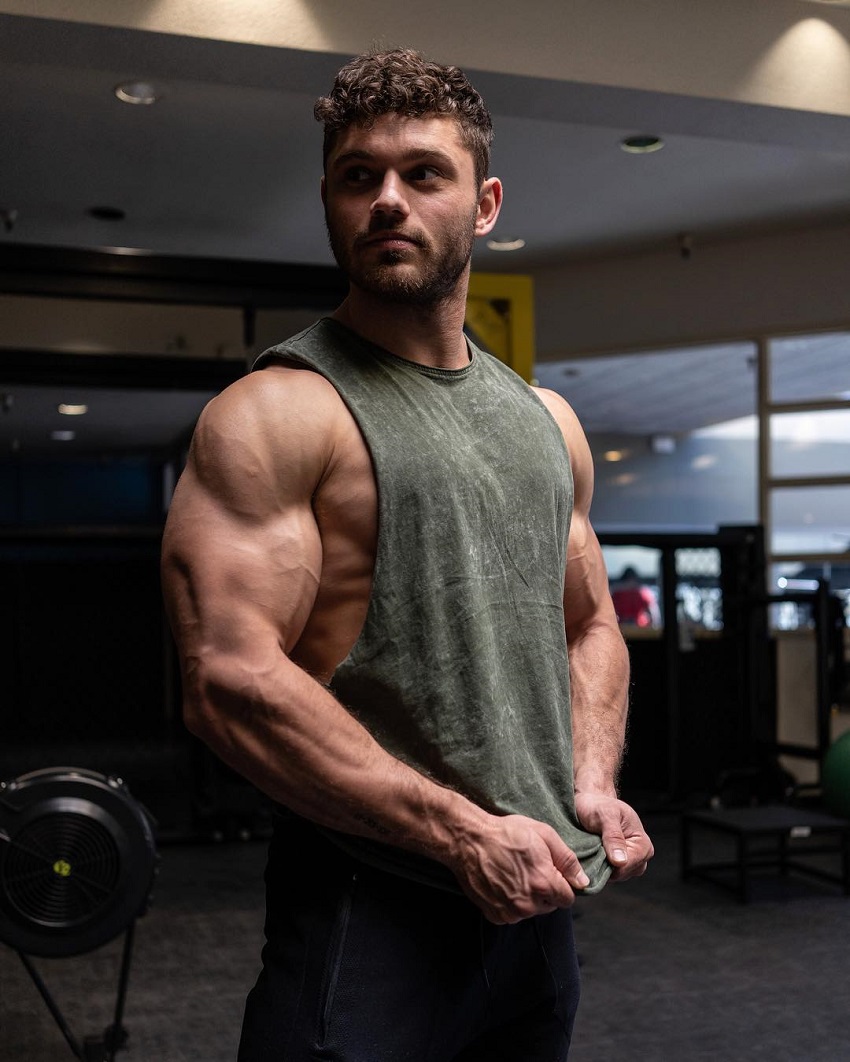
[237,814,581,1062]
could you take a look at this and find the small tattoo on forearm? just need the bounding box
[351,811,393,839]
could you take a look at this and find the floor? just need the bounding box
[1,812,849,1061]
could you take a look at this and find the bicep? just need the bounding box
[161,385,326,664]
[562,511,616,637]
[533,387,616,637]
[163,470,322,659]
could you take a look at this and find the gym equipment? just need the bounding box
[822,731,850,819]
[601,525,847,802]
[599,524,772,798]
[682,804,850,902]
[0,767,157,1061]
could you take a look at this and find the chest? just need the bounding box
[319,367,573,588]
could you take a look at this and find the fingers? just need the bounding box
[533,820,590,893]
[607,839,651,881]
[574,791,655,882]
[601,825,630,872]
[453,815,585,924]
[578,799,629,871]
[604,807,654,881]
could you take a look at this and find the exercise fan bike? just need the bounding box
[0,767,157,1061]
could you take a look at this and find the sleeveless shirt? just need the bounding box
[254,318,611,894]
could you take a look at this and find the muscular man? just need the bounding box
[162,48,653,1062]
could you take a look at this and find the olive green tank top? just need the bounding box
[255,318,611,894]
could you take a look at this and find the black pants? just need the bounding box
[238,814,581,1062]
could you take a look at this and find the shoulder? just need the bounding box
[531,386,582,435]
[188,363,349,503]
[204,361,343,426]
[531,386,590,462]
[532,386,595,509]
[197,363,347,445]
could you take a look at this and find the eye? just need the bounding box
[407,164,443,183]
[343,165,373,184]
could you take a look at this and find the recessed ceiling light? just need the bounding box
[486,236,526,251]
[51,429,76,442]
[114,81,161,105]
[603,449,628,462]
[58,403,88,416]
[620,135,664,154]
[88,206,126,222]
[649,433,677,454]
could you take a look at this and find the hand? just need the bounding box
[574,791,654,882]
[447,813,590,924]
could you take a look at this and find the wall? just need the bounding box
[533,219,850,360]
[5,0,850,120]
[0,295,245,360]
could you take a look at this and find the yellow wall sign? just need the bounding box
[465,273,535,383]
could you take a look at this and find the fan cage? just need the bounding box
[3,811,121,928]
[0,768,157,958]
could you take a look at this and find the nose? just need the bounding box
[370,171,409,220]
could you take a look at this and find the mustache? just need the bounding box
[354,223,428,248]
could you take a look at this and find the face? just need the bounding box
[322,114,501,307]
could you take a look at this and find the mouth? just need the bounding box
[359,231,422,251]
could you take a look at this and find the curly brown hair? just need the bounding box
[314,49,493,187]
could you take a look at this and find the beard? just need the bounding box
[326,209,478,307]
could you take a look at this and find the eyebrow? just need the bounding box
[330,147,458,172]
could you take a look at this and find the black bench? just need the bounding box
[681,805,850,902]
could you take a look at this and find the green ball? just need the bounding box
[822,730,850,819]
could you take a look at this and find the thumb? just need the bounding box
[540,826,590,891]
[601,822,628,869]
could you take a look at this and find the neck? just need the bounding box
[332,278,471,370]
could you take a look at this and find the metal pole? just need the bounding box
[814,580,832,779]
[16,950,85,1060]
[661,547,680,797]
[105,922,135,1062]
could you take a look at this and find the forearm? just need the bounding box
[185,649,489,865]
[568,617,630,797]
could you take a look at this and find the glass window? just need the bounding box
[769,332,850,404]
[535,342,758,532]
[602,546,663,631]
[769,409,850,479]
[770,485,850,555]
[771,561,850,628]
[676,547,722,631]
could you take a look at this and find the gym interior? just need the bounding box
[2,4,850,1061]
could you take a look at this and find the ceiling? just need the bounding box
[0,384,215,457]
[4,12,850,270]
[2,7,850,454]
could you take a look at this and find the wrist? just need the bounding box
[423,790,495,869]
[574,770,619,800]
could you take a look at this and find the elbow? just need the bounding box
[182,686,223,756]
[180,649,277,752]
[183,686,214,742]
[567,610,624,650]
[180,655,235,749]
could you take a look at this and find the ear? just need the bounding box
[475,177,503,237]
[320,175,327,207]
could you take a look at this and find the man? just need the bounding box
[611,566,661,628]
[162,48,653,1062]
